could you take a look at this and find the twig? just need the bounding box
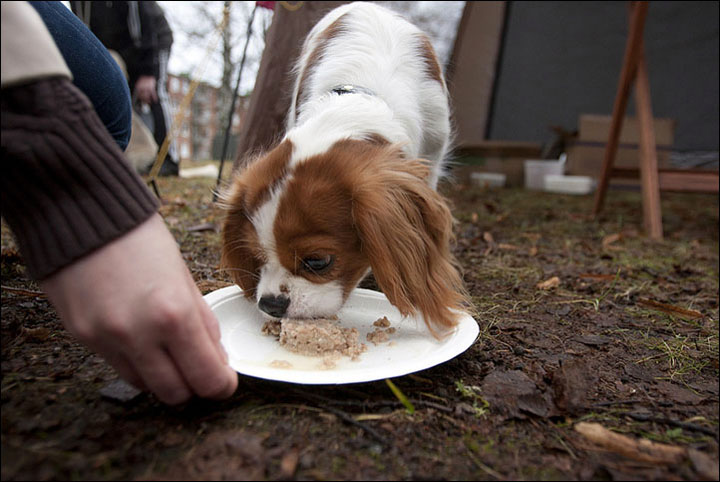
[575,422,686,464]
[320,404,390,447]
[1,285,46,298]
[626,412,718,437]
[592,399,644,407]
[292,388,455,414]
[288,388,389,446]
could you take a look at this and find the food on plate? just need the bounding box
[367,316,396,345]
[262,318,367,360]
[269,359,293,369]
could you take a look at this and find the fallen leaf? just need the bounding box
[602,233,623,250]
[578,273,616,281]
[654,380,706,405]
[637,298,703,319]
[23,326,51,342]
[536,276,560,290]
[552,358,597,415]
[575,334,611,346]
[483,231,495,245]
[528,246,538,257]
[498,243,519,251]
[470,212,478,223]
[481,369,556,419]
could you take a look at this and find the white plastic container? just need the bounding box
[524,154,566,190]
[470,172,506,188]
[544,174,597,195]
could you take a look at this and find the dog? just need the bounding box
[220,2,466,337]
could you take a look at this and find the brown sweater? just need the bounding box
[1,77,159,280]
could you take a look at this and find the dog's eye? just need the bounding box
[301,255,335,274]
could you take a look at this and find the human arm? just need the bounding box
[1,76,237,404]
[2,4,237,402]
[134,74,158,104]
[40,213,237,404]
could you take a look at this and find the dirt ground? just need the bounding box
[2,166,718,481]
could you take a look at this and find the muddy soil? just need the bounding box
[2,171,718,481]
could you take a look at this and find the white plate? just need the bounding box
[204,285,479,385]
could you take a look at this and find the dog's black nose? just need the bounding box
[258,294,290,318]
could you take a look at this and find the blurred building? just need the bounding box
[166,73,250,162]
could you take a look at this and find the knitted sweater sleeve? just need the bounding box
[1,77,160,280]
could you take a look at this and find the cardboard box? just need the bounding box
[453,141,543,187]
[566,114,675,178]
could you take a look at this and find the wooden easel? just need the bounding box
[592,1,663,239]
[592,1,719,240]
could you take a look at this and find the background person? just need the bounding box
[71,0,179,176]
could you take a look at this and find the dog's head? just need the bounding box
[220,137,466,337]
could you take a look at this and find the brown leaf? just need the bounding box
[536,276,560,290]
[23,326,51,342]
[528,246,538,257]
[498,243,519,251]
[637,298,703,319]
[552,359,597,415]
[481,369,557,419]
[602,233,622,250]
[578,273,616,281]
[483,231,495,245]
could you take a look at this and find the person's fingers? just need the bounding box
[200,301,229,364]
[131,346,192,405]
[163,301,237,400]
[103,350,147,391]
[80,335,149,391]
[196,287,223,345]
[185,272,228,362]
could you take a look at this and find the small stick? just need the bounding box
[627,412,718,437]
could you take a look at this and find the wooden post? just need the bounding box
[592,1,649,217]
[634,47,663,239]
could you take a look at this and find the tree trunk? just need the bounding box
[232,1,348,170]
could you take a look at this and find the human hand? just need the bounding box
[41,214,238,405]
[134,75,158,104]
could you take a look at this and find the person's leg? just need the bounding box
[152,48,179,176]
[29,1,132,151]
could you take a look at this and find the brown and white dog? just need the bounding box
[220,2,466,336]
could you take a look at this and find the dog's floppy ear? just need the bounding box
[352,153,467,338]
[219,178,261,298]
